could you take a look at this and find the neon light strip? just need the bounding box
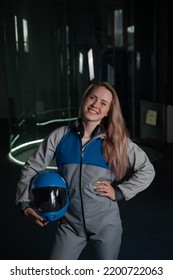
[10,134,20,147]
[10,139,43,152]
[36,117,77,126]
[8,139,57,169]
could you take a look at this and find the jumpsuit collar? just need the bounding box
[74,118,106,140]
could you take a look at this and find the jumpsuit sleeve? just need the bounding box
[117,139,155,201]
[15,126,67,209]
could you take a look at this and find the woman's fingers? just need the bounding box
[93,181,116,200]
[23,207,48,227]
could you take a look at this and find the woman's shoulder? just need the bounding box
[128,138,143,153]
[48,125,70,140]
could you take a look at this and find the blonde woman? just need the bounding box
[16,82,155,259]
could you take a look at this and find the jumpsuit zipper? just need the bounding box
[77,133,105,235]
[79,145,88,234]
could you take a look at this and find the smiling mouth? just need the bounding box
[88,107,99,114]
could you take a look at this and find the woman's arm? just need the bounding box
[117,139,155,201]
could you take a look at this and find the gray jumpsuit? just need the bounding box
[16,120,155,259]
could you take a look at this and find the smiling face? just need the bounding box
[82,86,113,125]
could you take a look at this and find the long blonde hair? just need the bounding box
[79,81,129,180]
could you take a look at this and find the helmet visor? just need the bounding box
[32,187,67,212]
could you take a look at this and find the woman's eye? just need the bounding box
[89,95,95,100]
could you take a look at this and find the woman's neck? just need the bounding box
[82,120,100,139]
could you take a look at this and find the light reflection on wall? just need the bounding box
[79,52,84,74]
[87,48,95,81]
[114,9,123,47]
[23,19,29,52]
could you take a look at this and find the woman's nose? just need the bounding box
[91,99,99,107]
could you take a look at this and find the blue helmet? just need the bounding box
[30,170,69,222]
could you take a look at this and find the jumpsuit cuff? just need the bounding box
[17,202,30,213]
[114,188,124,201]
[111,181,124,201]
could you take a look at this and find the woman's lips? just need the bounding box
[88,107,99,114]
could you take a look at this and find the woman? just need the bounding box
[16,81,155,259]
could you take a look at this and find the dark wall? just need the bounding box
[168,0,173,105]
[0,1,10,158]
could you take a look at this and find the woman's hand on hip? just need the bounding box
[93,181,116,200]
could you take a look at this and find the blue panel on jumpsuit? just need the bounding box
[56,130,110,170]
